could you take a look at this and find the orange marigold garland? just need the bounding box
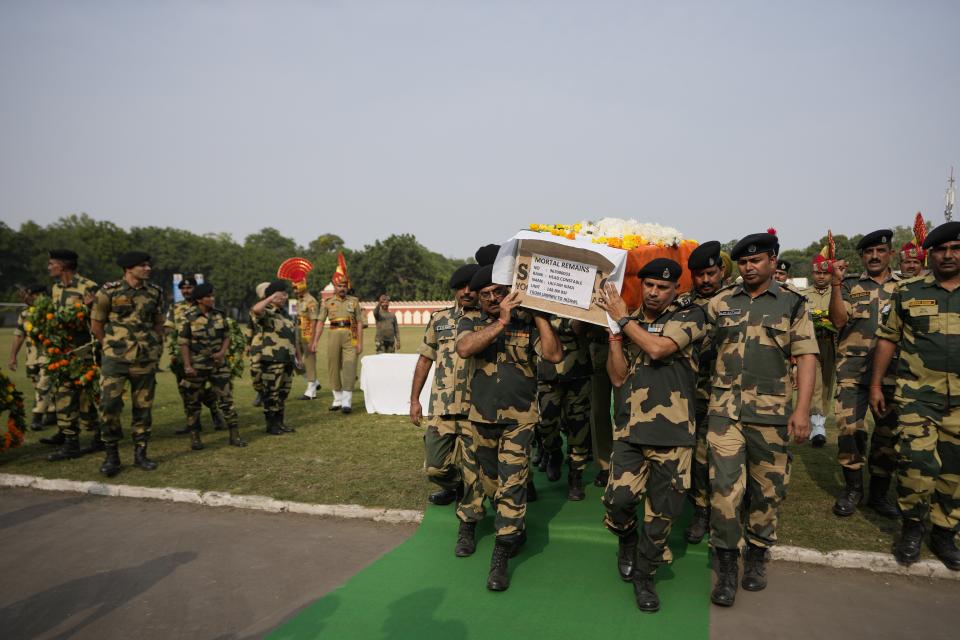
[0,371,27,453]
[24,295,100,401]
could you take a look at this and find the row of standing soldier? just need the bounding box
[410,225,960,612]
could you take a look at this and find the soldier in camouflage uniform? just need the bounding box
[410,264,487,555]
[684,241,726,544]
[588,327,614,488]
[179,283,247,450]
[802,254,836,448]
[251,280,301,435]
[872,221,960,570]
[596,259,707,613]
[91,251,165,476]
[456,262,562,591]
[43,249,102,459]
[828,229,901,519]
[536,317,592,500]
[311,275,364,413]
[374,294,401,353]
[165,277,226,435]
[8,285,56,430]
[293,280,321,399]
[249,281,271,407]
[705,231,819,607]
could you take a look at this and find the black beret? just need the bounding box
[687,241,722,271]
[26,284,47,295]
[49,249,78,262]
[469,264,494,291]
[178,276,198,289]
[922,221,960,250]
[191,283,214,300]
[116,251,151,269]
[777,259,791,272]
[265,279,288,296]
[856,229,893,251]
[474,244,501,267]
[730,233,779,261]
[449,264,481,289]
[637,258,682,283]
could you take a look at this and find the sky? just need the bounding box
[1,0,958,258]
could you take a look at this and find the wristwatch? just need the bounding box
[617,316,633,330]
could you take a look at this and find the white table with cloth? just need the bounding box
[359,354,434,415]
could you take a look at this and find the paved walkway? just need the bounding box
[1,487,957,639]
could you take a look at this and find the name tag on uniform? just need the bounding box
[718,309,742,317]
[504,330,529,339]
[435,323,454,331]
[647,324,664,334]
[906,299,937,307]
[849,291,870,300]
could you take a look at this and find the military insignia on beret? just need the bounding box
[662,268,671,279]
[708,258,715,266]
[881,235,888,243]
[748,244,757,253]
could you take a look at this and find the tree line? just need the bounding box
[0,214,466,312]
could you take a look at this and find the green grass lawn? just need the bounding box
[0,326,904,554]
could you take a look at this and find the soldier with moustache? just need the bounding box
[898,242,927,279]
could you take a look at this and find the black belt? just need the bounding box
[330,320,351,328]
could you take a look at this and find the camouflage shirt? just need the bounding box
[91,280,165,364]
[178,306,231,371]
[52,273,98,350]
[418,306,472,418]
[250,306,297,364]
[164,300,195,333]
[836,272,900,387]
[374,307,399,342]
[706,280,819,426]
[876,273,960,409]
[14,307,41,366]
[693,293,718,415]
[458,309,541,425]
[537,317,591,382]
[317,295,364,328]
[297,293,320,341]
[616,300,707,446]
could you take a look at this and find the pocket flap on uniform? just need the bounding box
[907,305,937,317]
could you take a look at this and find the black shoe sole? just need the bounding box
[832,505,856,517]
[711,596,735,607]
[741,581,767,592]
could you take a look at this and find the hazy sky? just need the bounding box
[2,1,958,258]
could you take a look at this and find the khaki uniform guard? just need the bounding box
[294,284,321,399]
[9,288,56,429]
[313,285,364,412]
[801,254,837,447]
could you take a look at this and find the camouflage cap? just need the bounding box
[469,264,494,291]
[921,221,960,250]
[191,283,214,300]
[856,229,893,251]
[638,258,681,283]
[449,264,481,289]
[687,240,722,270]
[474,244,501,267]
[730,232,779,260]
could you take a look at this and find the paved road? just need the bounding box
[0,488,414,639]
[1,487,957,639]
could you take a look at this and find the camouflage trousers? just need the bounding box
[472,420,535,537]
[537,376,591,473]
[259,361,293,413]
[424,417,485,523]
[25,363,55,416]
[811,333,836,416]
[55,355,99,437]
[100,359,157,444]
[589,343,614,472]
[835,383,898,477]
[708,417,792,550]
[250,355,262,394]
[174,370,219,422]
[180,367,238,433]
[689,411,710,509]
[327,329,357,392]
[375,339,397,353]
[895,401,960,531]
[603,441,692,572]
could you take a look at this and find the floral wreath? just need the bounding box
[0,371,26,453]
[23,295,100,400]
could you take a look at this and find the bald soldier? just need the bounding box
[802,255,837,448]
[872,222,960,570]
[597,258,708,613]
[311,275,364,414]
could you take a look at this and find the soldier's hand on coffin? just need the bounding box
[498,289,522,321]
[597,282,628,322]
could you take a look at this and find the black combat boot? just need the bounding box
[686,506,710,544]
[741,543,768,591]
[455,520,477,557]
[866,475,900,519]
[929,525,960,571]
[78,429,106,455]
[526,479,538,503]
[190,431,204,451]
[567,467,585,501]
[833,468,864,517]
[531,433,544,467]
[428,487,458,505]
[211,409,226,431]
[711,548,740,607]
[617,530,638,581]
[47,436,82,461]
[265,411,284,436]
[486,536,515,591]
[893,518,924,565]
[632,570,660,612]
[99,443,121,478]
[133,443,158,471]
[39,430,66,446]
[593,468,609,488]
[546,449,562,482]
[29,413,44,431]
[278,408,295,432]
[228,426,248,447]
